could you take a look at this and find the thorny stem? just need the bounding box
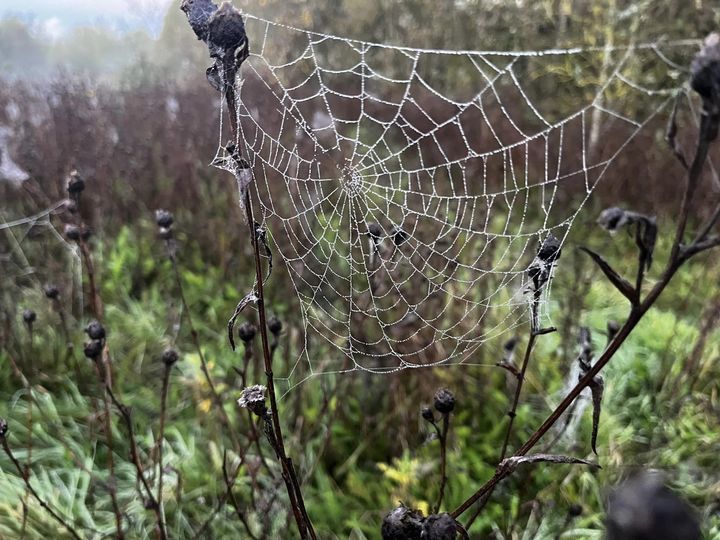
[106,386,167,540]
[452,94,718,523]
[434,413,450,513]
[157,363,172,536]
[1,435,83,540]
[93,360,124,539]
[166,243,242,452]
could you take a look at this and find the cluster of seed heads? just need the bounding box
[421,388,456,424]
[43,284,60,300]
[83,320,106,361]
[381,504,458,540]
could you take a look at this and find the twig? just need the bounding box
[434,413,450,513]
[0,430,83,540]
[222,451,259,540]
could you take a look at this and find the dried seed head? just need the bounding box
[381,504,423,540]
[691,33,720,101]
[161,348,179,366]
[207,1,247,50]
[421,513,457,540]
[267,315,282,336]
[22,309,36,326]
[597,207,629,233]
[537,233,561,263]
[85,320,106,340]
[0,418,7,438]
[64,224,81,241]
[391,225,409,247]
[238,322,257,343]
[43,284,59,300]
[83,339,103,360]
[66,170,85,195]
[433,388,455,415]
[180,0,218,42]
[368,222,383,242]
[421,406,435,423]
[238,384,267,417]
[568,503,583,517]
[155,209,174,229]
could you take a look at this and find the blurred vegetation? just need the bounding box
[1,0,720,538]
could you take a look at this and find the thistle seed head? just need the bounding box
[421,513,457,540]
[43,284,59,300]
[155,209,174,229]
[66,170,85,195]
[85,320,106,340]
[537,233,561,263]
[238,384,267,417]
[207,1,247,50]
[161,348,179,366]
[267,315,282,336]
[381,504,423,540]
[421,406,435,423]
[238,322,257,343]
[83,339,103,360]
[22,309,36,326]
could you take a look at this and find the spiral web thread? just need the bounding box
[209,15,702,394]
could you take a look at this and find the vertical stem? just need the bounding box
[157,364,171,532]
[434,413,450,513]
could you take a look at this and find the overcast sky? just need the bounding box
[1,0,174,37]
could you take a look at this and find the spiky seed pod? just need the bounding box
[368,222,383,242]
[155,209,174,228]
[0,418,7,438]
[83,339,103,360]
[238,385,267,417]
[66,170,85,195]
[85,320,106,340]
[691,33,720,101]
[22,309,36,326]
[64,224,81,241]
[161,348,179,366]
[421,513,457,540]
[568,504,583,517]
[43,284,59,300]
[433,388,455,415]
[238,322,257,343]
[421,406,435,423]
[381,505,423,540]
[267,315,282,336]
[207,1,247,50]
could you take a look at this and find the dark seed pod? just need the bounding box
[503,336,519,353]
[381,504,423,540]
[391,225,409,247]
[238,322,257,343]
[421,513,456,540]
[238,385,267,417]
[161,348,179,366]
[0,418,7,438]
[421,406,435,423]
[66,170,85,195]
[568,504,583,517]
[155,209,174,228]
[268,315,282,336]
[433,388,455,415]
[83,339,103,360]
[85,320,106,340]
[368,222,383,242]
[537,233,561,263]
[43,284,59,300]
[690,33,720,101]
[22,309,36,326]
[207,1,247,50]
[64,224,81,241]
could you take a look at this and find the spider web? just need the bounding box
[217,15,698,393]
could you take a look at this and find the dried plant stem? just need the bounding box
[434,413,450,513]
[93,361,124,539]
[78,239,103,320]
[106,386,167,540]
[453,102,718,523]
[166,245,241,452]
[1,435,83,540]
[222,451,259,540]
[157,363,171,534]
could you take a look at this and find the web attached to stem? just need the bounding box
[220,15,696,392]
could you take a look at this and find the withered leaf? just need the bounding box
[500,453,600,476]
[227,291,258,351]
[589,376,604,455]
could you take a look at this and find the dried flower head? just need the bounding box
[381,504,423,540]
[421,406,435,423]
[85,320,106,340]
[267,315,282,336]
[238,322,257,343]
[64,224,81,241]
[238,385,267,417]
[368,222,383,242]
[161,348,179,366]
[66,170,85,196]
[433,388,455,415]
[0,418,7,438]
[207,1,247,50]
[22,309,36,326]
[43,284,59,300]
[180,0,218,42]
[83,339,103,360]
[537,233,561,264]
[421,513,457,540]
[691,33,720,101]
[155,209,174,229]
